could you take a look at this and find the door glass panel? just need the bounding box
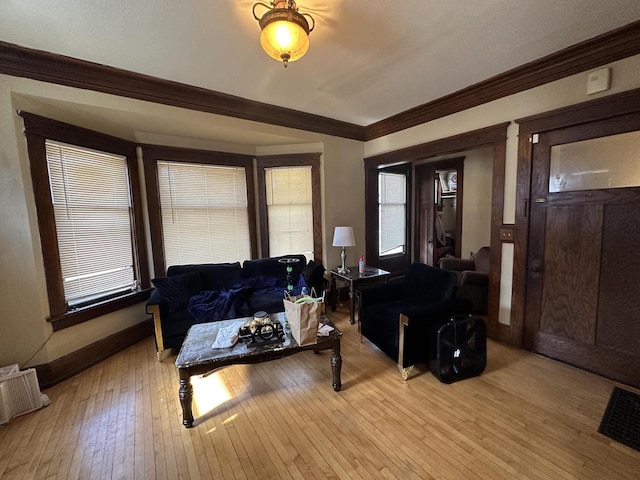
[549,130,640,192]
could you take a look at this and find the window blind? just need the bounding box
[45,140,135,306]
[378,172,406,256]
[157,161,251,267]
[265,166,314,261]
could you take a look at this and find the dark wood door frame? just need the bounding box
[513,87,640,348]
[364,122,510,342]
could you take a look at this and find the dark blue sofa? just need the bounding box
[146,255,325,359]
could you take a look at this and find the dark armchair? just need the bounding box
[357,263,472,380]
[440,246,489,314]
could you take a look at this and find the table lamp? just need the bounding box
[332,226,355,275]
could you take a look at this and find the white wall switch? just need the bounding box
[587,67,611,95]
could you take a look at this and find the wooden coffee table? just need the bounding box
[175,312,342,428]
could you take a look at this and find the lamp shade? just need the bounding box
[260,17,309,63]
[332,227,355,247]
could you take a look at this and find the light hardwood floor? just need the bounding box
[1,309,639,479]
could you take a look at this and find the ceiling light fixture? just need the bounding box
[253,0,315,68]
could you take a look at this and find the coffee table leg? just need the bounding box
[178,370,194,428]
[331,337,342,391]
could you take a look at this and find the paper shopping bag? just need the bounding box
[283,295,322,346]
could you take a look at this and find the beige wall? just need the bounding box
[2,53,640,368]
[320,135,366,271]
[460,147,493,259]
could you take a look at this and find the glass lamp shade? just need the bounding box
[260,19,309,64]
[255,3,312,67]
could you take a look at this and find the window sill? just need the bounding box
[48,288,152,332]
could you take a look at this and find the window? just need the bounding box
[143,146,257,275]
[257,154,322,263]
[21,113,149,331]
[46,141,136,305]
[378,171,407,256]
[264,166,313,261]
[157,161,252,266]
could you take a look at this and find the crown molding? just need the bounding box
[0,41,365,141]
[2,20,640,143]
[364,20,640,140]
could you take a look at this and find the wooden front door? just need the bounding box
[524,114,640,387]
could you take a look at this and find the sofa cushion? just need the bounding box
[199,263,243,291]
[242,255,306,279]
[152,271,201,313]
[167,262,242,291]
[403,263,457,306]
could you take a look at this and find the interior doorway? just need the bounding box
[415,157,463,266]
[364,122,509,341]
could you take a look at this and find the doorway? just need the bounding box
[415,157,463,266]
[523,113,640,387]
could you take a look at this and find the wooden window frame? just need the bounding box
[256,154,322,263]
[142,145,258,277]
[364,164,412,274]
[20,112,150,331]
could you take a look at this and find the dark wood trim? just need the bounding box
[20,111,136,153]
[516,87,640,134]
[366,21,640,139]
[23,130,66,317]
[511,134,533,345]
[20,112,150,328]
[487,140,510,343]
[141,144,255,166]
[1,41,365,141]
[364,166,379,267]
[35,319,153,388]
[50,289,152,331]
[255,154,323,263]
[141,145,258,276]
[364,123,510,168]
[142,152,165,278]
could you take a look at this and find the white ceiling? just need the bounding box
[2,0,640,144]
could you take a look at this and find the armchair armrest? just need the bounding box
[459,271,489,287]
[146,290,167,361]
[146,290,163,310]
[400,297,472,328]
[357,278,404,308]
[439,257,475,272]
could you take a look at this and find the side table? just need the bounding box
[330,266,390,324]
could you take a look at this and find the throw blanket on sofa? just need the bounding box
[188,275,305,323]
